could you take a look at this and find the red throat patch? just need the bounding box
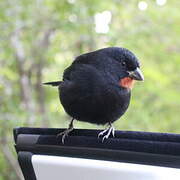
[119,77,135,89]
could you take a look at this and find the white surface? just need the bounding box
[32,155,180,180]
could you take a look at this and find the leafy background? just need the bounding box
[0,0,180,179]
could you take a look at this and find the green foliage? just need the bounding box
[0,0,180,179]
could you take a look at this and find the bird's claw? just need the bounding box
[98,128,109,138]
[98,124,115,142]
[102,134,109,142]
[57,128,73,144]
[112,128,115,137]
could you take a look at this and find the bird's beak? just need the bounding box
[128,67,144,81]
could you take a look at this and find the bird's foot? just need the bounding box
[57,118,74,144]
[57,127,73,144]
[98,123,115,142]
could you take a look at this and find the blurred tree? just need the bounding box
[0,0,180,179]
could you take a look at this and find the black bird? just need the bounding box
[44,47,144,143]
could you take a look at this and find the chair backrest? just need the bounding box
[14,127,180,180]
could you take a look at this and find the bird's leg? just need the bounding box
[98,123,115,142]
[57,118,74,144]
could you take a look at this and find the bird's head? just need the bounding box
[103,47,144,89]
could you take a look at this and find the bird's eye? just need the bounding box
[122,61,126,66]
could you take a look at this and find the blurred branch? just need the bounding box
[11,29,35,125]
[1,145,23,180]
[39,28,55,49]
[0,134,23,180]
[33,28,55,127]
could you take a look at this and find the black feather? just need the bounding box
[43,81,62,86]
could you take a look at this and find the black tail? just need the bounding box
[43,81,62,86]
